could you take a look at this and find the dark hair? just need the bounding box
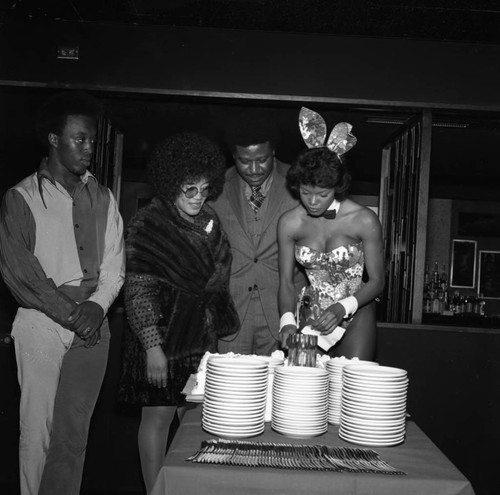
[225,111,279,151]
[147,132,226,202]
[287,147,351,200]
[36,91,103,148]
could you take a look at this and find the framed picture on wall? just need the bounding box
[450,239,477,288]
[478,251,500,299]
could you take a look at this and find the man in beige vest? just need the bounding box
[211,116,305,355]
[0,91,125,495]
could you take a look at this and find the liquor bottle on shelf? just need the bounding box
[465,295,474,314]
[433,261,440,286]
[478,293,486,317]
[422,262,432,316]
[423,287,432,314]
[440,264,448,292]
[448,291,456,314]
[462,295,469,314]
[424,263,430,288]
[437,288,445,314]
[427,285,435,311]
[452,291,462,315]
[472,295,480,315]
[442,289,449,313]
[432,287,441,314]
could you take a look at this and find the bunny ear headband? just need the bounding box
[298,107,357,156]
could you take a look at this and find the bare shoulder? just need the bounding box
[279,204,303,224]
[342,199,382,235]
[278,205,305,233]
[343,199,376,219]
[359,205,380,226]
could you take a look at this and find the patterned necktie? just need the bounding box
[249,185,265,213]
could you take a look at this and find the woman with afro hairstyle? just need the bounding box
[277,147,384,360]
[119,132,239,493]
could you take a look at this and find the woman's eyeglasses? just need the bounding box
[180,185,210,199]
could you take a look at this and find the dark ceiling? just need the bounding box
[2,0,500,44]
[2,1,500,200]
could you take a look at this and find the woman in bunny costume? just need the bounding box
[277,107,385,360]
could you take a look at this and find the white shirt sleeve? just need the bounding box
[87,192,125,314]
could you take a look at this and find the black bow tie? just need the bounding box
[322,209,337,219]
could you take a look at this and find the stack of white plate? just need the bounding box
[263,357,285,422]
[326,358,379,425]
[339,364,408,447]
[271,366,328,437]
[202,357,269,438]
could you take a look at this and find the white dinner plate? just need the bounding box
[207,365,269,376]
[343,365,407,380]
[341,388,408,400]
[272,423,328,438]
[339,428,405,447]
[204,397,266,408]
[202,416,264,429]
[273,383,328,392]
[203,397,267,408]
[340,415,406,431]
[340,422,406,437]
[207,356,269,367]
[273,380,328,390]
[272,401,328,411]
[204,383,268,395]
[205,375,268,384]
[204,388,267,399]
[340,407,406,421]
[341,393,406,407]
[203,404,266,416]
[342,392,406,410]
[202,424,265,438]
[271,418,327,430]
[205,380,268,391]
[342,378,409,391]
[202,416,265,428]
[275,368,328,380]
[271,420,327,431]
[342,376,409,387]
[204,394,265,403]
[342,384,407,395]
[341,404,407,417]
[272,400,328,411]
[272,393,327,405]
[273,387,327,396]
[271,409,328,421]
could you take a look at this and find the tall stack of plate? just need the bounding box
[202,357,269,438]
[271,367,328,437]
[326,358,379,425]
[263,356,285,422]
[339,364,408,447]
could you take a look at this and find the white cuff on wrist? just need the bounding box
[279,312,297,333]
[338,296,358,318]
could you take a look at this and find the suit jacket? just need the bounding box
[210,160,306,338]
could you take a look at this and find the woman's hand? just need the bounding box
[279,325,298,349]
[146,346,168,388]
[312,303,346,335]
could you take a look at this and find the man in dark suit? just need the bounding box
[210,116,305,355]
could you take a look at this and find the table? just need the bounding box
[151,405,475,495]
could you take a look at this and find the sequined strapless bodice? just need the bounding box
[295,242,364,317]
